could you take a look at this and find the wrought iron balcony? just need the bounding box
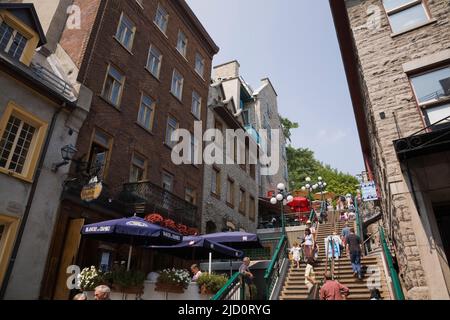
[119,181,199,229]
[31,63,75,100]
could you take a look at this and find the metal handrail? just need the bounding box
[264,234,288,299]
[211,272,244,300]
[379,225,405,300]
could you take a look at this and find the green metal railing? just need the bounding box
[263,234,288,299]
[379,225,405,300]
[211,272,244,300]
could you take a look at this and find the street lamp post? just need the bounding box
[301,177,327,220]
[270,183,293,235]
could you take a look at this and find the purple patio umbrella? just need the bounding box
[81,216,183,270]
[201,232,262,249]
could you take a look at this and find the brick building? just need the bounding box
[19,0,219,299]
[330,0,450,299]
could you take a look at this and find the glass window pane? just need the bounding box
[388,4,428,33]
[411,67,450,104]
[109,66,123,82]
[425,103,450,126]
[383,0,416,11]
[94,130,110,147]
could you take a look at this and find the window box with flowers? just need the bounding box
[77,266,105,299]
[145,213,164,225]
[155,268,191,294]
[196,273,229,296]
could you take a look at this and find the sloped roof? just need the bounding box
[0,3,47,47]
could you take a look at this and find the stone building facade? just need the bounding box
[331,0,450,299]
[201,82,259,233]
[0,3,91,299]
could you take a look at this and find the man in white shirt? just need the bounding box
[191,264,202,282]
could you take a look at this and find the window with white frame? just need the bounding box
[191,91,202,119]
[162,172,173,192]
[137,94,155,131]
[165,116,179,148]
[171,69,184,100]
[0,21,27,60]
[195,53,205,77]
[102,65,125,107]
[382,0,431,34]
[146,45,162,78]
[154,4,169,34]
[130,153,146,182]
[190,132,199,164]
[176,30,188,57]
[410,66,450,128]
[115,13,135,51]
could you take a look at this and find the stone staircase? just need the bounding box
[280,219,391,300]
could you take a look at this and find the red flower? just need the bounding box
[187,227,199,236]
[176,224,189,235]
[145,213,164,225]
[163,219,177,230]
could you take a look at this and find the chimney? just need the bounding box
[213,60,240,80]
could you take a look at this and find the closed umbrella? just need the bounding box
[81,216,183,270]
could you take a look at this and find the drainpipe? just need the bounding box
[0,106,63,299]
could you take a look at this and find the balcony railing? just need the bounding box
[31,63,75,101]
[119,181,199,229]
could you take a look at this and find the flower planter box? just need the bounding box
[155,283,185,294]
[112,285,144,295]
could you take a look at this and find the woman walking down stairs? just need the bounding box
[280,216,391,300]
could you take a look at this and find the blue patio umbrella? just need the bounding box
[81,216,183,270]
[201,232,262,249]
[151,236,244,274]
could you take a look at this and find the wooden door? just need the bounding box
[53,218,85,300]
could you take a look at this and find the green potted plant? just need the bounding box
[107,266,146,295]
[196,273,229,295]
[155,268,191,294]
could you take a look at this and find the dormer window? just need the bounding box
[0,21,27,61]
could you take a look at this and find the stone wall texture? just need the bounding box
[345,0,450,299]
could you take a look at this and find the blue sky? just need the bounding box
[187,0,365,175]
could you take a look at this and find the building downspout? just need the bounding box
[0,106,63,299]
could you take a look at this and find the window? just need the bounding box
[165,116,179,148]
[137,94,156,131]
[227,177,235,207]
[115,13,135,51]
[191,91,202,119]
[249,196,256,221]
[211,166,221,196]
[0,102,47,181]
[0,21,27,61]
[162,172,173,192]
[146,45,162,78]
[250,164,256,180]
[102,65,125,107]
[130,153,146,182]
[171,69,184,100]
[195,53,205,77]
[185,187,196,205]
[0,215,20,287]
[176,30,188,57]
[154,4,169,34]
[88,129,112,179]
[190,132,200,165]
[239,188,246,215]
[383,0,430,34]
[242,110,250,126]
[410,67,450,128]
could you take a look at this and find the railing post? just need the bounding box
[379,225,405,300]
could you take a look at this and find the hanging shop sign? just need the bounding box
[81,176,103,202]
[360,181,378,202]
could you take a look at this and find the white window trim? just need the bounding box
[171,69,184,101]
[154,4,169,35]
[383,0,432,35]
[176,30,188,58]
[114,12,136,52]
[146,45,162,79]
[191,91,202,119]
